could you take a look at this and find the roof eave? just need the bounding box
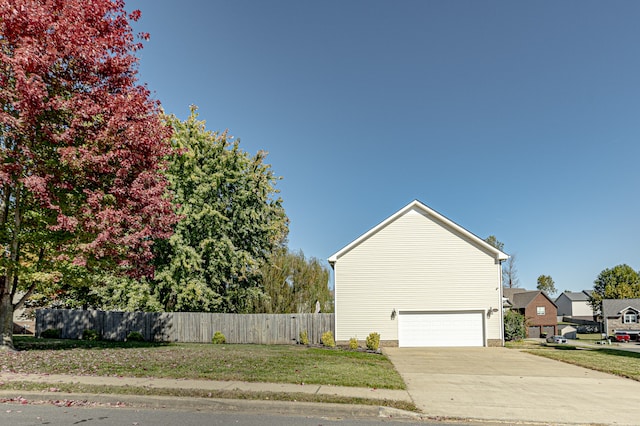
[327,199,510,265]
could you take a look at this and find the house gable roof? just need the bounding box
[512,291,540,309]
[505,289,558,309]
[328,199,509,266]
[503,288,528,301]
[602,299,640,318]
[557,291,591,303]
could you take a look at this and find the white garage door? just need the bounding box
[398,312,484,347]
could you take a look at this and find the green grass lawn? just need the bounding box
[508,339,640,381]
[1,337,416,411]
[575,333,604,342]
[5,337,405,390]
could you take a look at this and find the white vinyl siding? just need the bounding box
[555,293,594,317]
[333,208,503,345]
[572,301,595,317]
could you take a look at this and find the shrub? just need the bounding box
[212,331,226,344]
[41,328,61,339]
[126,331,145,342]
[299,330,309,345]
[366,332,380,351]
[504,310,526,341]
[349,337,359,350]
[82,329,100,341]
[321,331,335,347]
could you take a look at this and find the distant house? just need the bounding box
[504,288,558,337]
[555,290,595,320]
[602,299,640,340]
[329,200,508,348]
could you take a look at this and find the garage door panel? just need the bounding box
[399,312,484,347]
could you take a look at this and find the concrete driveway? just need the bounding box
[384,347,640,425]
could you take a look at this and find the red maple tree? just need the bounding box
[0,0,177,348]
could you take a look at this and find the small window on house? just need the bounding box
[624,312,637,323]
[536,306,545,315]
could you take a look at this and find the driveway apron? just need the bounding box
[384,347,640,425]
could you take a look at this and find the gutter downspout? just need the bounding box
[499,257,507,347]
[328,259,337,344]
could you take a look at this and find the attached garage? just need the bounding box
[398,311,485,347]
[328,200,508,347]
[528,326,541,338]
[528,325,555,338]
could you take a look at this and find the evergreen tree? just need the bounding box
[153,109,288,312]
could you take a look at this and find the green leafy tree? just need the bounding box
[152,108,288,313]
[80,275,162,312]
[504,310,526,341]
[589,264,640,316]
[536,275,556,295]
[258,248,333,313]
[0,0,176,349]
[484,235,504,252]
[24,270,163,312]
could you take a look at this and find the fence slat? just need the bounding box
[35,309,334,344]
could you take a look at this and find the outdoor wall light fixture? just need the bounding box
[391,308,397,320]
[487,307,500,318]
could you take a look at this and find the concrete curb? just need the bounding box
[0,372,412,403]
[0,372,420,420]
[0,391,583,426]
[0,390,424,420]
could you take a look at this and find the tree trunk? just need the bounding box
[0,188,21,351]
[0,278,15,351]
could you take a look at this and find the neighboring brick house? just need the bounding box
[504,288,558,337]
[602,299,640,341]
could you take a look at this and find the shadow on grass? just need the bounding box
[14,336,171,351]
[547,344,579,351]
[546,343,640,359]
[594,347,640,359]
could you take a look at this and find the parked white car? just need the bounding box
[546,335,567,344]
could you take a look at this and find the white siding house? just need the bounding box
[328,200,508,347]
[554,291,595,320]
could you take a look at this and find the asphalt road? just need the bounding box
[1,403,496,426]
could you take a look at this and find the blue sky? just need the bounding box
[126,0,640,294]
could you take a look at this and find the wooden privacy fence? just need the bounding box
[35,309,335,345]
